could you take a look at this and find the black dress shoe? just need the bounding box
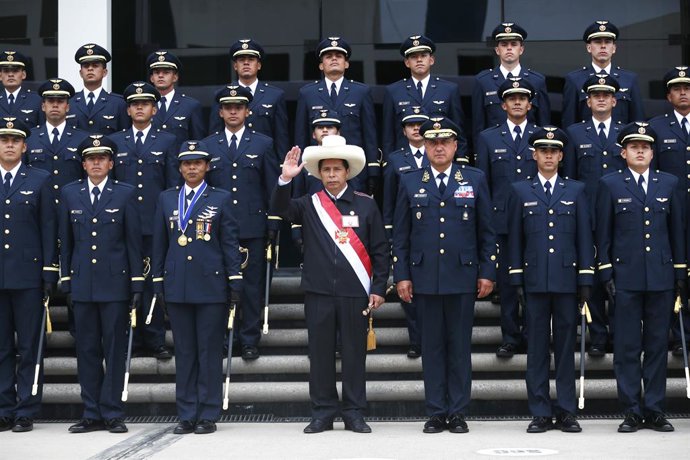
[241,345,260,360]
[644,413,674,432]
[496,343,517,358]
[173,420,195,435]
[618,413,643,433]
[194,420,217,434]
[555,413,581,433]
[447,414,469,433]
[588,344,606,357]
[672,344,685,357]
[69,419,105,433]
[407,345,421,359]
[105,418,128,433]
[527,416,553,433]
[11,417,33,432]
[0,416,13,432]
[153,345,173,360]
[343,417,371,433]
[303,418,333,434]
[423,416,446,433]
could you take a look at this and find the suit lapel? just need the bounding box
[94,183,113,214]
[319,81,334,107]
[406,82,422,105]
[623,170,645,204]
[530,179,549,205]
[549,178,566,206]
[645,171,659,205]
[5,165,27,198]
[668,117,687,143]
[235,132,251,161]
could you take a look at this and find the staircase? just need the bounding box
[39,269,690,419]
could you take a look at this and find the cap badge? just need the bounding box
[512,81,520,88]
[6,121,14,129]
[230,90,237,96]
[84,44,95,49]
[86,49,94,55]
[6,55,14,62]
[93,139,101,147]
[412,39,420,46]
[433,122,441,130]
[546,132,555,139]
[331,40,338,47]
[679,70,686,77]
[242,43,249,49]
[189,143,196,151]
[158,55,165,62]
[410,35,421,40]
[320,110,328,117]
[638,127,646,134]
[599,77,606,84]
[505,26,512,33]
[135,87,143,94]
[328,37,340,41]
[598,24,607,32]
[413,107,420,113]
[53,83,60,90]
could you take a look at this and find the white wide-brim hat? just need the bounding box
[302,135,365,180]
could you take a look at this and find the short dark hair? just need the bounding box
[318,158,349,170]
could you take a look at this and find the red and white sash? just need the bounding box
[312,190,372,294]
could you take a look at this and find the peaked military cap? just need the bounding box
[401,106,429,125]
[583,73,620,94]
[0,117,30,138]
[529,126,568,149]
[0,50,28,68]
[146,50,181,72]
[38,78,76,99]
[178,140,211,161]
[663,66,690,88]
[230,39,264,60]
[583,20,619,42]
[492,22,527,42]
[316,36,351,59]
[400,35,435,57]
[74,43,112,64]
[311,109,341,128]
[123,81,161,103]
[617,121,656,145]
[499,77,535,99]
[216,85,252,105]
[79,134,116,158]
[420,117,460,139]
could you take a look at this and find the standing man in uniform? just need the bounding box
[110,82,178,360]
[0,51,42,128]
[204,86,279,360]
[208,39,288,164]
[59,135,143,434]
[596,122,685,433]
[563,74,625,356]
[152,141,243,435]
[294,37,379,194]
[69,44,129,135]
[26,79,89,205]
[382,107,429,358]
[562,21,644,128]
[507,126,593,433]
[0,118,57,432]
[393,117,496,433]
[472,23,550,142]
[382,35,468,162]
[272,135,388,434]
[147,50,205,151]
[475,78,539,358]
[649,66,690,356]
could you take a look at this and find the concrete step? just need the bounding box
[40,378,690,404]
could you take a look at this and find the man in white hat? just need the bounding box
[271,135,388,434]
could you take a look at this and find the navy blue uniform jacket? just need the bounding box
[153,92,205,150]
[68,90,130,134]
[0,87,43,128]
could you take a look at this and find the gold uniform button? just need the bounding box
[248,123,253,128]
[4,199,9,204]
[440,233,445,238]
[233,200,238,204]
[92,231,97,236]
[187,255,193,261]
[687,146,690,151]
[232,187,237,192]
[232,175,237,179]
[91,245,97,250]
[91,258,97,264]
[4,214,9,219]
[490,255,496,261]
[233,163,238,167]
[516,168,521,174]
[162,124,167,129]
[548,235,554,240]
[602,151,608,156]
[439,249,445,254]
[137,184,143,188]
[549,248,554,253]
[644,207,649,212]
[187,237,192,243]
[393,256,398,262]
[516,155,521,160]
[440,202,445,207]
[686,160,690,165]
[92,218,98,223]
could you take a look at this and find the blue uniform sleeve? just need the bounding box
[272,92,290,164]
[506,184,524,286]
[562,126,577,179]
[392,177,412,282]
[124,188,144,294]
[263,138,282,233]
[474,132,491,185]
[381,87,397,160]
[448,83,469,163]
[220,192,244,293]
[534,77,552,127]
[57,190,73,293]
[561,74,579,129]
[670,180,687,280]
[187,98,207,141]
[360,87,380,177]
[151,194,168,295]
[627,74,645,122]
[39,177,59,283]
[382,159,398,240]
[208,99,223,135]
[471,75,486,143]
[294,88,310,151]
[575,185,595,286]
[594,178,614,282]
[475,172,497,281]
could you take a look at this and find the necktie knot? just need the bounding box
[186,189,195,201]
[51,127,60,145]
[598,122,606,131]
[4,172,11,183]
[416,80,423,99]
[682,117,689,135]
[414,149,423,160]
[92,187,100,197]
[437,172,447,194]
[160,96,166,107]
[136,131,143,139]
[513,125,521,135]
[638,175,645,187]
[506,71,514,79]
[544,180,552,198]
[3,172,11,195]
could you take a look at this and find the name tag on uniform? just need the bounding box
[454,185,474,198]
[31,149,43,154]
[117,152,128,157]
[524,201,538,207]
[494,149,507,153]
[664,139,677,144]
[210,157,220,162]
[579,144,592,149]
[70,209,83,214]
[310,105,324,110]
[398,101,410,106]
[485,91,497,96]
[617,198,632,203]
[398,165,412,171]
[414,193,427,198]
[342,215,359,228]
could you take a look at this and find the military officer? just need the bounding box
[208,39,288,164]
[25,79,89,205]
[110,82,178,360]
[0,118,57,433]
[475,77,539,358]
[294,37,379,194]
[563,74,625,356]
[59,135,144,434]
[561,21,644,128]
[381,35,468,162]
[649,67,690,356]
[472,23,550,142]
[393,117,496,433]
[382,107,429,358]
[147,50,206,151]
[507,126,593,433]
[271,135,388,434]
[152,141,243,435]
[595,122,685,433]
[203,85,279,360]
[69,44,129,135]
[0,51,43,128]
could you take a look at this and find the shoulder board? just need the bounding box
[353,191,373,199]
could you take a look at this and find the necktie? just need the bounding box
[91,187,100,210]
[229,134,238,157]
[185,189,195,213]
[135,131,144,155]
[506,71,514,80]
[159,96,167,118]
[544,181,552,201]
[598,122,607,145]
[7,94,15,112]
[416,81,423,100]
[3,172,11,195]
[638,175,646,196]
[330,82,337,105]
[437,172,446,195]
[87,92,95,113]
[682,118,689,140]
[244,85,253,96]
[51,127,60,147]
[513,125,522,148]
[414,149,423,160]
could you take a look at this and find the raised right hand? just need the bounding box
[281,146,305,181]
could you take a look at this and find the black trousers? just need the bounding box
[304,293,368,420]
